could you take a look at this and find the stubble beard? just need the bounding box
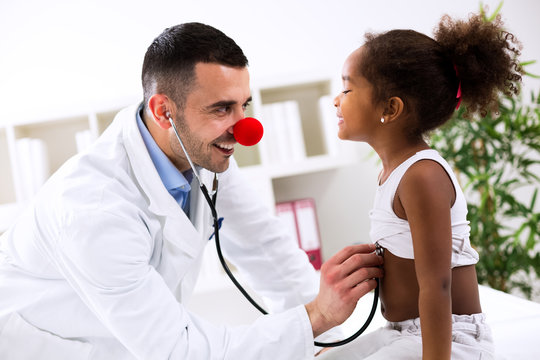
[173,118,231,174]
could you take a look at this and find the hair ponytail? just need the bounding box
[435,13,522,118]
[359,12,522,138]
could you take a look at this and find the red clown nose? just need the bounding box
[233,117,264,146]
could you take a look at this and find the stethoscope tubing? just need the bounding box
[203,183,380,347]
[168,114,379,347]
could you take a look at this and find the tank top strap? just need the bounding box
[377,149,443,204]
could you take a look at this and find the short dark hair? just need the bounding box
[360,14,522,138]
[141,22,249,109]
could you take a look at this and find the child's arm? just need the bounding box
[396,160,454,360]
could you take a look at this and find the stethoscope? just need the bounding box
[167,113,381,347]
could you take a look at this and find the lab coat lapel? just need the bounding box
[119,104,211,296]
[189,168,214,238]
[160,215,204,296]
[158,165,216,300]
[120,105,180,218]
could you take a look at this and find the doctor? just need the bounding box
[0,23,383,359]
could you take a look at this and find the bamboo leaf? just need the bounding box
[529,189,538,211]
[524,71,540,79]
[520,60,537,67]
[487,1,504,22]
[526,223,537,250]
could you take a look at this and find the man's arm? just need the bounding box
[59,209,322,360]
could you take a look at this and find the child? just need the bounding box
[318,12,521,360]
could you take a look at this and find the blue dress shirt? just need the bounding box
[136,105,193,215]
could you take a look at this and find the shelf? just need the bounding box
[253,72,336,92]
[268,154,354,179]
[11,115,89,129]
[0,77,357,266]
[12,116,89,174]
[0,128,16,204]
[260,80,331,159]
[238,153,355,179]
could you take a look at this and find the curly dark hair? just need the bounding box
[359,13,522,138]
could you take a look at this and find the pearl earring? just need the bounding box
[380,117,385,123]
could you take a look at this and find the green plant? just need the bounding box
[431,91,540,298]
[430,3,540,299]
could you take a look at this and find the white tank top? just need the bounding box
[369,149,479,268]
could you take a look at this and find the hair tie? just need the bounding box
[454,64,462,110]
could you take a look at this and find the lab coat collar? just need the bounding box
[119,104,176,217]
[118,104,210,262]
[135,106,192,194]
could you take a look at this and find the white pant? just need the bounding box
[317,313,494,360]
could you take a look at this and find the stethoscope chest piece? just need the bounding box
[375,243,385,257]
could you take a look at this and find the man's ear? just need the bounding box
[382,96,404,124]
[147,94,174,130]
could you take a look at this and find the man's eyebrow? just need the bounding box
[205,96,252,110]
[205,100,237,110]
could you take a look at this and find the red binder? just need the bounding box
[275,198,322,270]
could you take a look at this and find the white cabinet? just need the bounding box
[0,77,356,240]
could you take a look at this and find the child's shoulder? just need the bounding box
[398,152,456,205]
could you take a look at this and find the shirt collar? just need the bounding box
[136,104,193,192]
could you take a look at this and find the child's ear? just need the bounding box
[382,96,405,124]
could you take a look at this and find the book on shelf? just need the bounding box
[259,100,306,165]
[318,95,339,156]
[275,198,322,270]
[15,138,50,201]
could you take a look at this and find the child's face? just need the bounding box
[334,47,381,142]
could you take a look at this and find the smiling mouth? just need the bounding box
[336,112,344,124]
[214,142,235,156]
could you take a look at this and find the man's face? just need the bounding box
[171,63,251,173]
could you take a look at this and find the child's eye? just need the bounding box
[342,90,351,95]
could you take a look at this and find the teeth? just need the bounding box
[216,143,234,150]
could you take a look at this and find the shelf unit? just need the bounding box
[0,77,357,252]
[0,109,119,232]
[0,75,365,303]
[233,76,357,209]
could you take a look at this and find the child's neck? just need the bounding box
[374,138,430,185]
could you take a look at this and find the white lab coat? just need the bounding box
[0,104,326,359]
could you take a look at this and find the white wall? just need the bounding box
[1,0,539,122]
[1,0,539,259]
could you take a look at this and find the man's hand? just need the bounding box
[305,243,383,338]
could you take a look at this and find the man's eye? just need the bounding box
[242,102,251,110]
[216,106,229,113]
